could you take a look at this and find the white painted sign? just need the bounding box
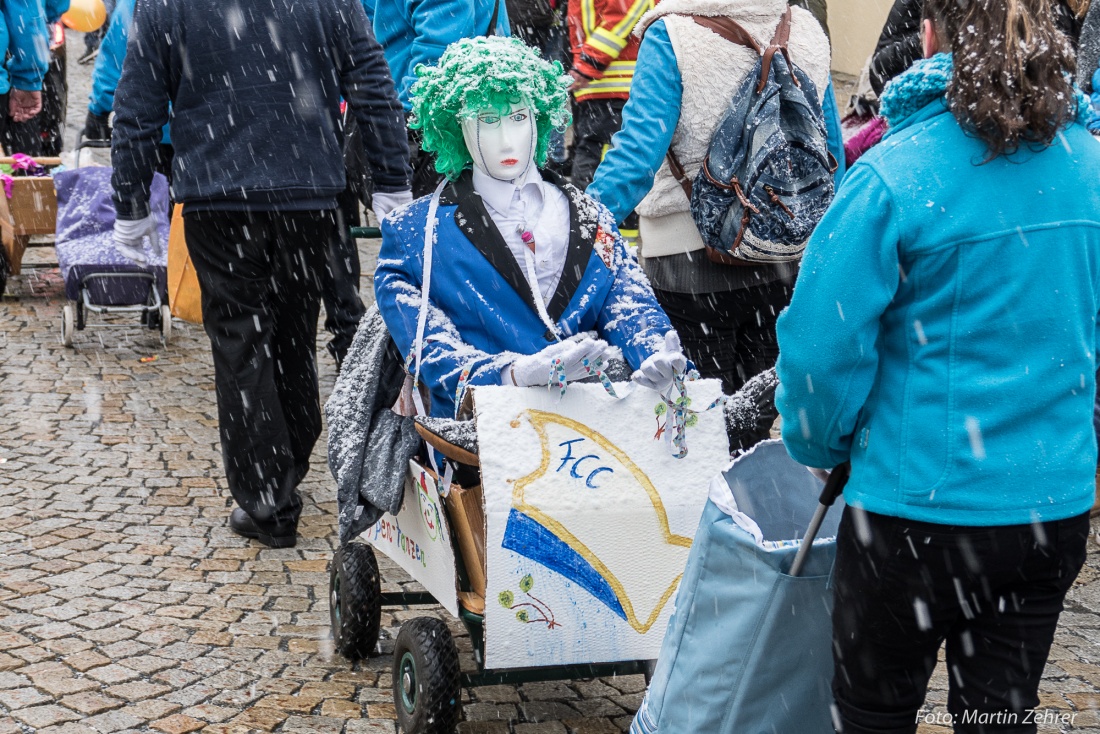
[475,381,729,669]
[365,460,459,617]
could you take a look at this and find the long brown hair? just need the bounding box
[923,0,1078,159]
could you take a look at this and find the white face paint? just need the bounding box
[460,101,537,182]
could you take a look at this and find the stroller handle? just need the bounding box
[788,462,850,578]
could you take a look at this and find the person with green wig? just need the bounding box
[374,36,687,419]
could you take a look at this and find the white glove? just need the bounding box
[371,189,413,222]
[505,337,610,387]
[632,331,688,394]
[113,214,161,265]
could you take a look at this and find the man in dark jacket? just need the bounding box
[111,0,412,548]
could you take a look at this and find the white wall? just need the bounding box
[828,0,893,76]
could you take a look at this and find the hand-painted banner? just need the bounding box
[366,460,459,617]
[475,381,729,669]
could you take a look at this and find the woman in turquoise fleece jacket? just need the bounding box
[775,0,1100,729]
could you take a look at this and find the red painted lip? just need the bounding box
[501,158,519,166]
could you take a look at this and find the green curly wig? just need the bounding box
[409,36,571,181]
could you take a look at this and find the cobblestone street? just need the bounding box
[1,30,1100,734]
[3,236,1100,734]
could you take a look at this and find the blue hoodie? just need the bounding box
[366,0,509,111]
[776,54,1100,526]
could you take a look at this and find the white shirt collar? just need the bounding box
[472,164,544,216]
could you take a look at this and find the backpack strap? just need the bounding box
[757,8,798,93]
[687,16,763,55]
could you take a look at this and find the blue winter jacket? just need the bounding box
[587,20,845,225]
[112,0,409,219]
[1,0,51,94]
[776,55,1100,526]
[375,170,672,418]
[367,0,509,111]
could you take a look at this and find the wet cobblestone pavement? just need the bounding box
[6,97,1100,734]
[3,240,1100,734]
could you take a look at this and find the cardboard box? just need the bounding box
[8,177,57,236]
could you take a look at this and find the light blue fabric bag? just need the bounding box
[631,440,842,734]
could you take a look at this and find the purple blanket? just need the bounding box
[54,167,171,305]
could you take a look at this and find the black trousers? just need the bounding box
[184,209,333,532]
[571,98,625,191]
[321,183,366,370]
[653,280,791,449]
[832,508,1089,734]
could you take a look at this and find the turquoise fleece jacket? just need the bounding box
[776,54,1100,526]
[2,0,51,93]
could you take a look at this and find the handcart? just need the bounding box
[329,409,654,734]
[325,310,739,734]
[52,166,173,347]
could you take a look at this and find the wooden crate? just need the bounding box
[0,157,60,276]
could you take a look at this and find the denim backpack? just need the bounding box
[664,10,835,265]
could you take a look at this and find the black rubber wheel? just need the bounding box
[329,543,382,660]
[393,617,461,734]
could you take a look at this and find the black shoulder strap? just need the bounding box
[486,0,501,36]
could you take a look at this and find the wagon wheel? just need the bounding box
[61,303,75,347]
[393,617,461,734]
[329,543,382,660]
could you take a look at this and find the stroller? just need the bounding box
[53,167,173,346]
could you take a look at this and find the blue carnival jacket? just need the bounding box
[1,0,51,94]
[587,20,845,225]
[367,0,509,111]
[776,54,1100,526]
[375,170,672,418]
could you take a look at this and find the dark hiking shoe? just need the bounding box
[229,508,297,548]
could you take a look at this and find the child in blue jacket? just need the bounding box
[775,0,1100,728]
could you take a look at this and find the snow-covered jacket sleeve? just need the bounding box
[586,20,680,224]
[569,0,652,80]
[775,163,901,470]
[88,0,133,117]
[374,210,514,406]
[592,208,672,368]
[5,0,49,92]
